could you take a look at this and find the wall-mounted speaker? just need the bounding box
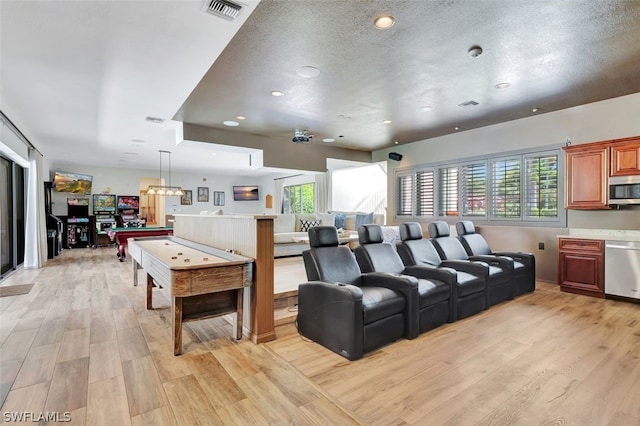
[388,152,403,161]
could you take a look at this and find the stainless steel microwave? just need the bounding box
[609,175,640,205]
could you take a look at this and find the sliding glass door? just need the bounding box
[0,155,26,278]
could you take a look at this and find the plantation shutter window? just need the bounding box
[438,166,458,216]
[397,174,414,216]
[525,153,559,218]
[491,158,521,219]
[416,169,435,216]
[461,162,487,217]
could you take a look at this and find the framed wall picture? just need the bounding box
[197,187,209,202]
[213,191,225,206]
[180,190,192,205]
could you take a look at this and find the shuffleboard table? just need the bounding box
[128,236,253,355]
[108,226,173,261]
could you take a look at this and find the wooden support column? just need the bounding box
[251,216,275,344]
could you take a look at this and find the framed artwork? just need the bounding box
[213,191,225,206]
[180,190,192,205]
[197,187,209,202]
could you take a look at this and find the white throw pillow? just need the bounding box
[274,214,296,233]
[316,212,336,227]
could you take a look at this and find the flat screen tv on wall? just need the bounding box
[93,194,116,213]
[233,185,259,201]
[53,171,93,194]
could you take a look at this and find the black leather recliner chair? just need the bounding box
[428,221,515,307]
[396,222,488,321]
[298,226,419,361]
[455,220,536,297]
[353,224,455,331]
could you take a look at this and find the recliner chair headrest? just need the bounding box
[427,221,450,238]
[399,222,423,241]
[308,226,339,248]
[358,224,383,245]
[456,220,476,236]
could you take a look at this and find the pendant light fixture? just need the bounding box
[146,150,184,196]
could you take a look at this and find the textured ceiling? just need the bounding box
[176,0,640,151]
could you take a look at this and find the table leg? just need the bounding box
[146,274,153,309]
[132,259,139,287]
[235,288,244,340]
[173,297,183,356]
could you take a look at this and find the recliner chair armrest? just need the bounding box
[361,272,420,339]
[403,265,458,323]
[469,255,515,272]
[492,251,535,267]
[403,265,456,285]
[440,259,489,277]
[297,281,365,360]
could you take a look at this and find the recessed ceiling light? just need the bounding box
[145,116,164,123]
[130,138,145,143]
[271,90,283,97]
[374,15,395,29]
[383,120,392,124]
[223,120,239,127]
[296,66,321,78]
[394,141,399,145]
[322,138,335,143]
[532,107,540,113]
[211,153,217,156]
[124,152,138,156]
[417,106,433,112]
[454,126,461,131]
[495,82,510,89]
[236,115,246,120]
[468,45,483,58]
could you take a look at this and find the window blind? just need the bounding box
[438,166,458,216]
[461,162,487,217]
[416,169,434,216]
[525,153,558,218]
[491,158,521,218]
[397,174,413,216]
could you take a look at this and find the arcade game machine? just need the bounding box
[44,182,63,258]
[67,198,91,248]
[117,195,145,228]
[93,194,117,246]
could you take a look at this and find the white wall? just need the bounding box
[48,163,285,217]
[374,92,640,225]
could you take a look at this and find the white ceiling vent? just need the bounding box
[458,100,479,107]
[202,0,244,21]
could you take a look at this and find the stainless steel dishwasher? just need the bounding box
[605,240,640,299]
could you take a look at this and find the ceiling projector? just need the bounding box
[292,129,312,144]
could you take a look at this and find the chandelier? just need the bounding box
[146,150,184,196]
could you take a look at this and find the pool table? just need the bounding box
[108,227,173,261]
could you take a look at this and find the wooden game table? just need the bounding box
[108,226,173,261]
[128,236,253,355]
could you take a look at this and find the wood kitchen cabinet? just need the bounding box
[558,237,605,299]
[564,143,609,209]
[610,137,640,176]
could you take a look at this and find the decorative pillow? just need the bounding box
[355,212,374,228]
[334,213,347,229]
[300,218,321,232]
[316,212,336,227]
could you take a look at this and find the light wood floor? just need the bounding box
[2,247,640,425]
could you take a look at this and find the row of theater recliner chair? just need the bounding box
[297,220,536,360]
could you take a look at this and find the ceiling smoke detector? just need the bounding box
[202,0,244,21]
[292,129,313,144]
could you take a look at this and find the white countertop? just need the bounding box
[558,228,640,242]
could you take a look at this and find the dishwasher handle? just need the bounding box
[605,244,640,250]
